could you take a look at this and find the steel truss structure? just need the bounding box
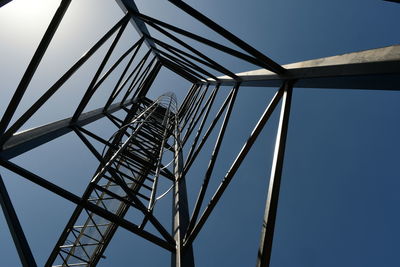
[0,0,399,267]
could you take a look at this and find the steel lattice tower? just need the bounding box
[0,0,399,266]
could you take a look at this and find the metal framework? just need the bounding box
[0,0,399,266]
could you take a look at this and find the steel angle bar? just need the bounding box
[161,58,199,83]
[132,14,238,80]
[132,10,272,71]
[159,55,205,81]
[184,83,286,247]
[183,86,235,174]
[0,175,37,267]
[172,113,195,267]
[180,85,202,124]
[106,113,124,129]
[181,84,204,126]
[182,85,216,145]
[179,85,200,121]
[104,37,145,111]
[0,160,175,253]
[178,84,197,117]
[71,15,130,122]
[168,0,285,74]
[185,83,239,236]
[133,60,162,99]
[181,85,210,141]
[257,82,293,267]
[131,58,157,96]
[108,113,125,125]
[129,57,158,100]
[120,50,153,104]
[153,45,219,81]
[206,45,400,89]
[91,36,144,107]
[0,100,134,160]
[384,0,400,4]
[149,36,224,82]
[159,54,207,81]
[154,48,213,81]
[184,84,220,164]
[0,0,71,137]
[73,127,105,164]
[115,0,159,58]
[75,126,119,151]
[0,15,132,145]
[181,84,209,130]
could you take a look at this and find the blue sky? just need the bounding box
[0,0,399,266]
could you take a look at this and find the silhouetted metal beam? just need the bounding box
[257,82,293,267]
[0,175,37,267]
[183,85,219,145]
[183,87,235,174]
[0,100,134,160]
[172,120,195,267]
[0,15,131,145]
[205,45,400,90]
[184,85,219,163]
[0,0,12,8]
[138,17,239,80]
[0,0,71,136]
[0,160,175,252]
[168,0,285,74]
[184,84,285,247]
[71,16,130,122]
[115,0,159,58]
[104,37,145,111]
[132,10,273,71]
[185,83,239,237]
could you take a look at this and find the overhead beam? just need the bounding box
[204,45,400,90]
[115,0,159,58]
[0,100,135,160]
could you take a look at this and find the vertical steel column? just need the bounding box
[256,82,293,267]
[0,175,37,267]
[172,116,195,267]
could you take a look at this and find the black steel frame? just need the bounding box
[0,0,399,267]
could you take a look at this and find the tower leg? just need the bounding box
[172,120,195,267]
[0,175,37,267]
[257,82,293,267]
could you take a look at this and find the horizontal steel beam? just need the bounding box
[0,100,134,160]
[203,45,400,90]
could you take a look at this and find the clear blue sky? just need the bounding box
[0,0,399,266]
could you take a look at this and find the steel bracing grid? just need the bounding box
[0,0,399,267]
